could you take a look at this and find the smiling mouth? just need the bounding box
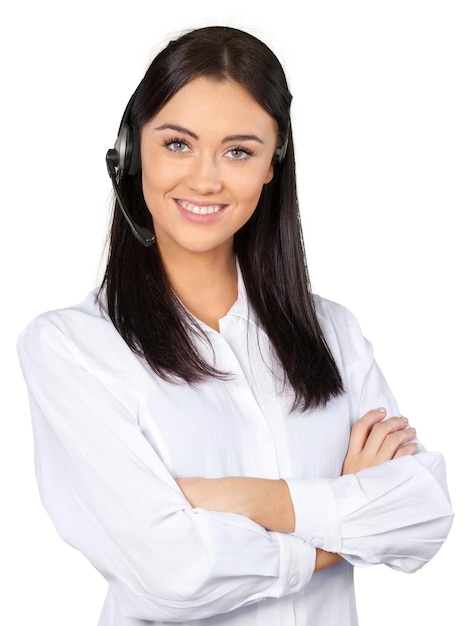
[176,199,226,215]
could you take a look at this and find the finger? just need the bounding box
[379,427,417,458]
[346,408,387,456]
[363,416,410,456]
[393,441,420,459]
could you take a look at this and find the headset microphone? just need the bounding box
[105,150,155,247]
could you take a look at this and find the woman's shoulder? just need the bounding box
[312,294,359,328]
[312,293,371,362]
[17,289,113,357]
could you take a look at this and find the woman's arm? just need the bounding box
[176,476,295,532]
[177,476,343,571]
[177,408,418,570]
[18,312,317,622]
[177,408,418,527]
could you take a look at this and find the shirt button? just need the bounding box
[289,575,300,588]
[310,536,324,548]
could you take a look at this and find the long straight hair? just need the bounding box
[101,26,344,411]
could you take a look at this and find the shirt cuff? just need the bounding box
[284,478,342,552]
[273,531,316,596]
[285,452,453,568]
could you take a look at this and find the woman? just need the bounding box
[18,26,453,625]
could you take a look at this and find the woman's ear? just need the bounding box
[264,164,274,185]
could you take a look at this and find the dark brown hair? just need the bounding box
[101,26,343,410]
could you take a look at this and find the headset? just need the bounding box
[106,89,289,247]
[105,90,155,246]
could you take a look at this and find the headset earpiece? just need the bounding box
[108,88,141,177]
[274,124,290,164]
[112,123,141,176]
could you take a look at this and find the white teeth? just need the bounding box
[177,200,223,215]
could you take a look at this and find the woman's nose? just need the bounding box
[185,154,222,195]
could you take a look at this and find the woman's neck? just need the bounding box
[162,249,238,331]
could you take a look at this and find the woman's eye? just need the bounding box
[227,146,253,160]
[164,139,190,153]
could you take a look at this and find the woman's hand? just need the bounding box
[342,408,419,475]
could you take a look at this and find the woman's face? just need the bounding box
[140,76,278,262]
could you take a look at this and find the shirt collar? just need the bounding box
[224,260,252,321]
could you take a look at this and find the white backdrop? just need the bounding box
[2,1,463,624]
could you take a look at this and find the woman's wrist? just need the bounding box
[314,549,343,571]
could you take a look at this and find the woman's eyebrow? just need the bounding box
[154,124,264,145]
[155,123,199,140]
[222,134,264,144]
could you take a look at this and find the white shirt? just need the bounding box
[17,272,453,626]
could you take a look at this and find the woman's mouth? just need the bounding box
[176,199,226,215]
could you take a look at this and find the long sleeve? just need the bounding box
[287,299,454,573]
[18,310,315,623]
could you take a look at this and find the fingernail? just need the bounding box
[377,407,386,414]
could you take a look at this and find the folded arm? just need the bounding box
[177,408,426,572]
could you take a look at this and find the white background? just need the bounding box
[1,1,463,624]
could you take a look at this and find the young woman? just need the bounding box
[18,26,453,626]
